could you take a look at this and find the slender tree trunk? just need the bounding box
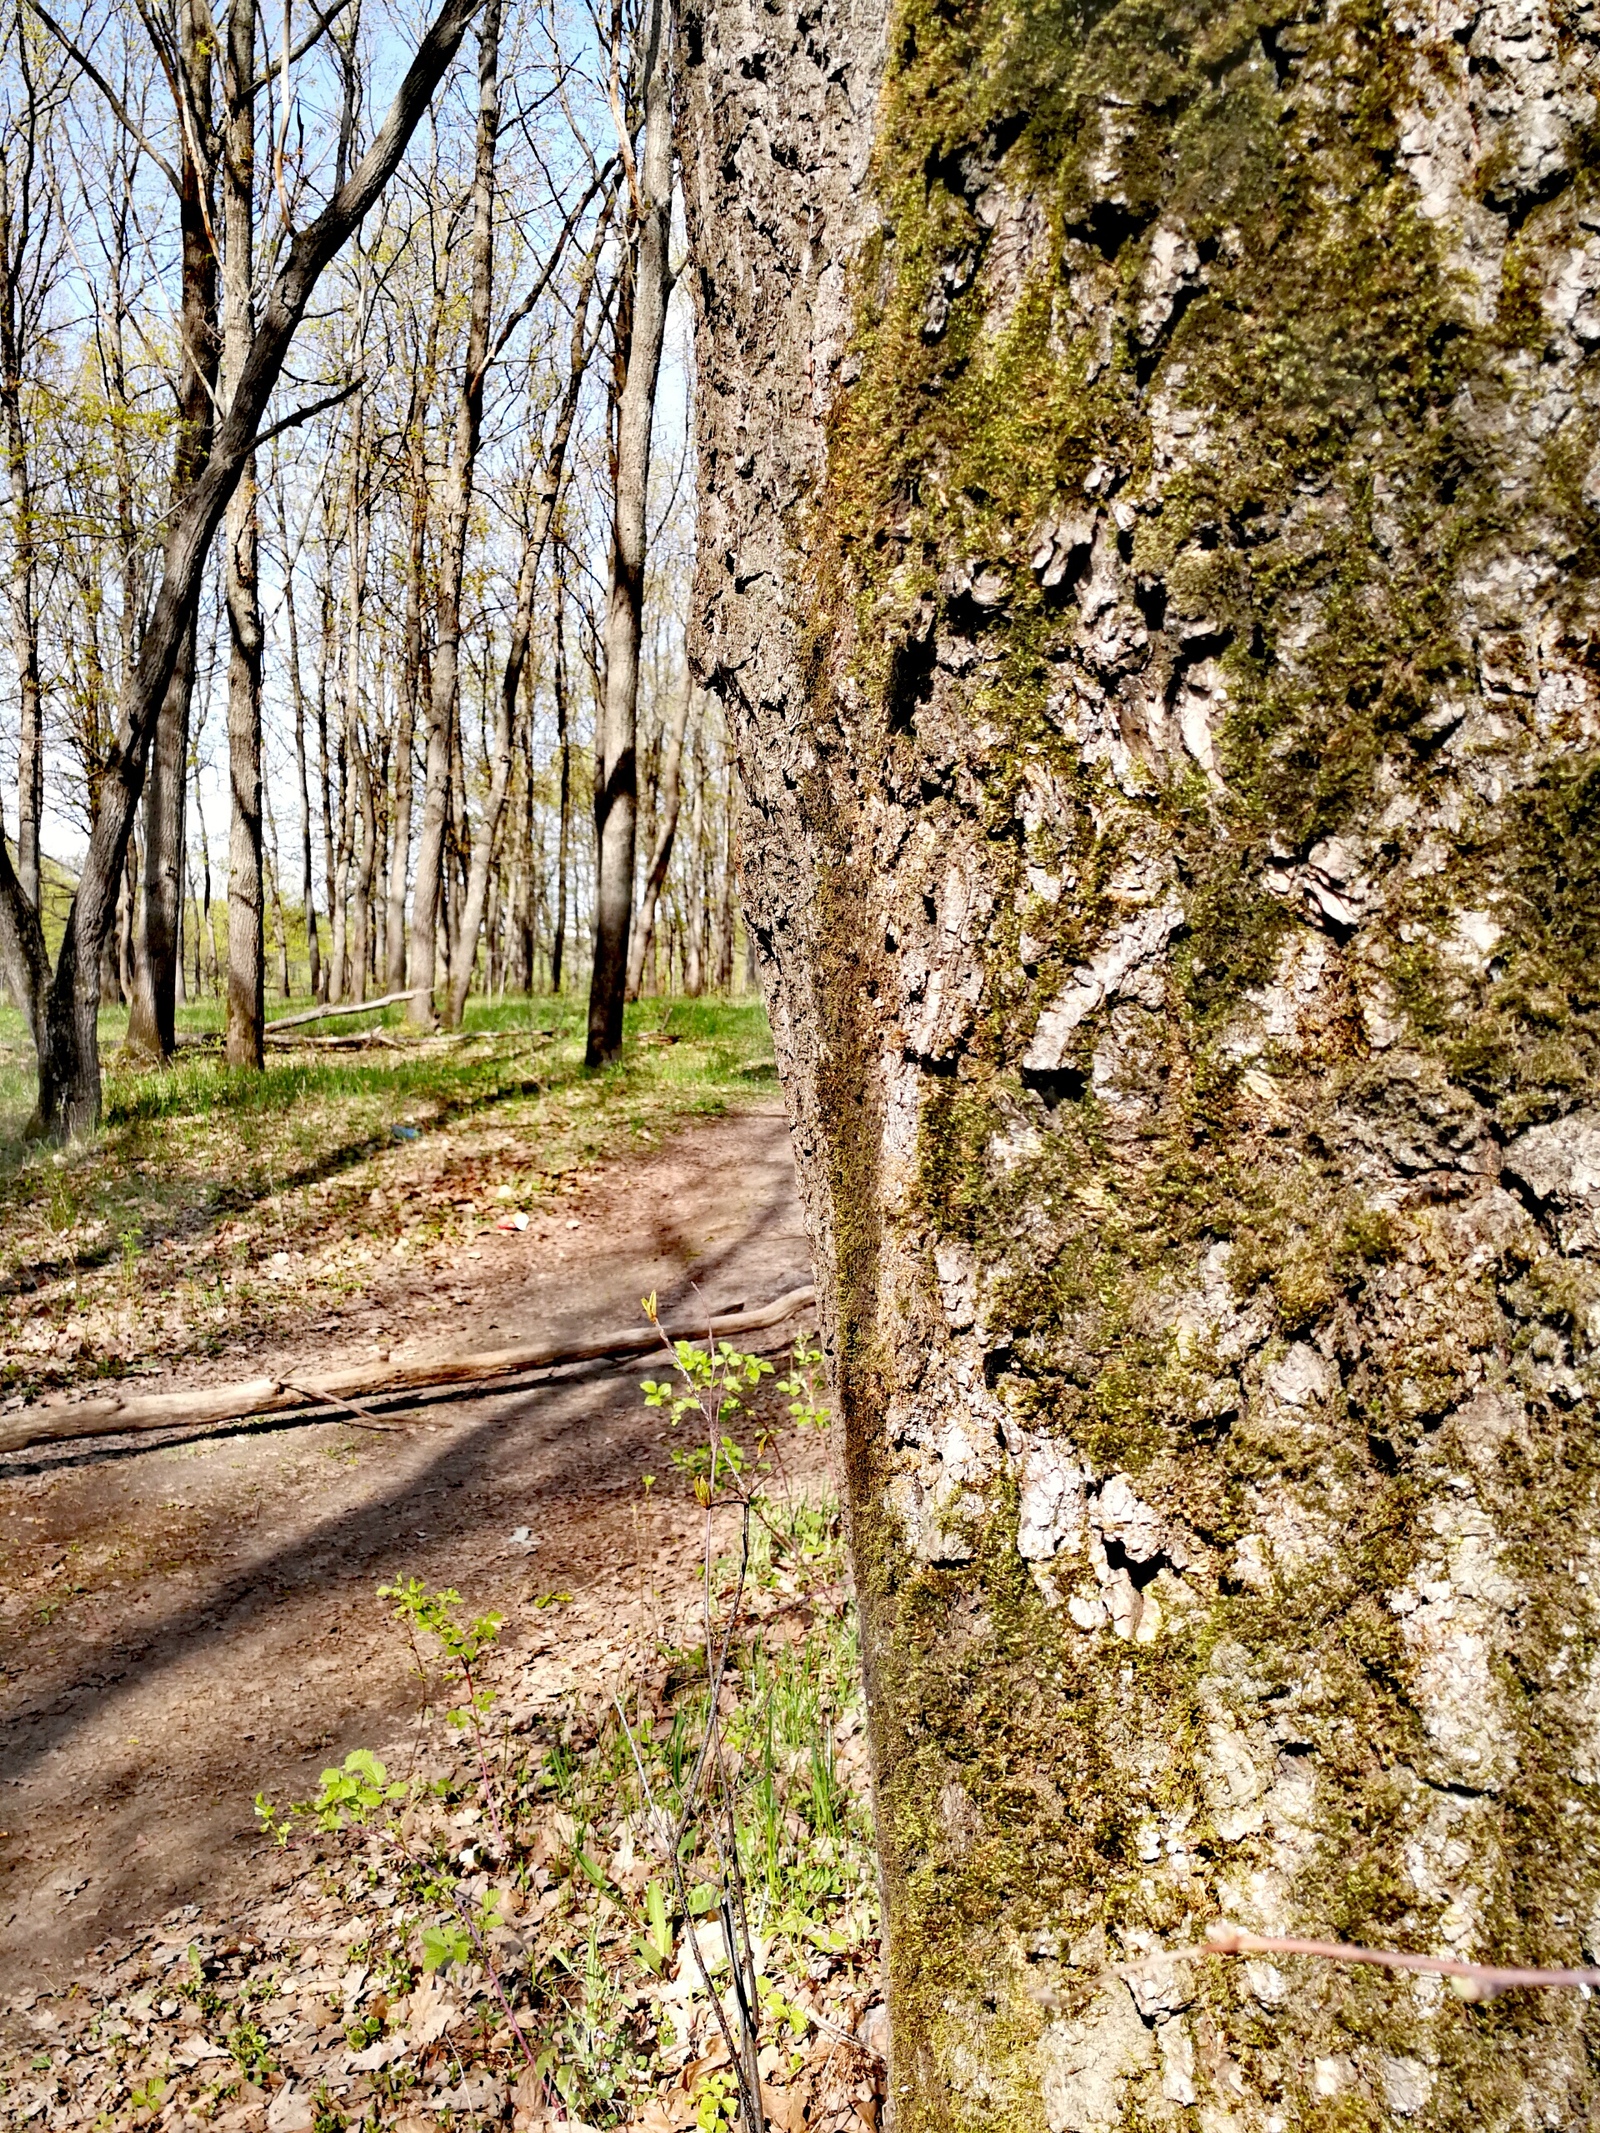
[195,788,215,1000]
[315,571,336,1001]
[686,0,1600,2124]
[550,570,570,994]
[265,788,291,997]
[682,758,704,997]
[585,0,672,1065]
[342,391,372,1002]
[125,0,219,1066]
[710,788,734,990]
[0,143,44,932]
[283,548,321,1001]
[627,674,691,999]
[223,0,264,1068]
[410,0,501,1028]
[386,461,427,990]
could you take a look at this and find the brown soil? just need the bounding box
[0,1104,812,1998]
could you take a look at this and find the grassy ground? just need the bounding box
[0,994,778,1406]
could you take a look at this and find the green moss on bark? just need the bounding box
[779,0,1600,2121]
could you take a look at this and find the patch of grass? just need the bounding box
[0,992,775,1402]
[248,1486,879,2132]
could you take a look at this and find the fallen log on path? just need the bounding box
[0,1285,817,1457]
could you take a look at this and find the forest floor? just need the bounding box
[0,1006,884,2133]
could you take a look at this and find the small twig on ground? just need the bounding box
[279,1380,406,1432]
[1205,1920,1600,2000]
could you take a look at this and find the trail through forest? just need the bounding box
[0,1103,811,1995]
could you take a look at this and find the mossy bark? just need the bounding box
[681,0,1600,2125]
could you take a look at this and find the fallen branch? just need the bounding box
[263,1030,402,1051]
[1205,1920,1600,1999]
[264,989,429,1033]
[0,1284,817,1456]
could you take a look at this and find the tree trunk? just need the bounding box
[627,675,692,1000]
[283,539,321,1001]
[0,133,45,927]
[344,391,373,1003]
[684,0,1600,2125]
[550,564,571,995]
[585,0,672,1065]
[265,787,291,997]
[125,0,219,1066]
[710,787,734,990]
[410,0,500,1029]
[682,749,704,996]
[386,457,428,990]
[223,0,264,1069]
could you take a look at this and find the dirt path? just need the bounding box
[0,1105,811,1996]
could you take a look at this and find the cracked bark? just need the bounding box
[683,0,1600,2125]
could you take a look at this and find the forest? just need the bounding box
[0,0,741,1135]
[4,0,1600,2126]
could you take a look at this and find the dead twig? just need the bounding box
[1205,1919,1600,2000]
[278,1380,407,1433]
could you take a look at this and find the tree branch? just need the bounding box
[25,0,183,194]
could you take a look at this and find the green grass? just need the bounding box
[0,991,777,1400]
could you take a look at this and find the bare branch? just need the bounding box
[25,0,182,193]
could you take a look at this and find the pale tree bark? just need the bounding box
[550,561,571,993]
[626,673,691,999]
[584,0,671,1064]
[684,0,1600,2125]
[681,748,703,995]
[385,446,430,990]
[278,499,321,1000]
[409,0,501,1027]
[343,390,374,1002]
[2,0,486,1135]
[222,0,264,1068]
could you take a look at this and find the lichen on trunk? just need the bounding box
[682,0,1600,2124]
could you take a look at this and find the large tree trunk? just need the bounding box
[584,0,672,1064]
[223,0,264,1070]
[684,0,1600,2125]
